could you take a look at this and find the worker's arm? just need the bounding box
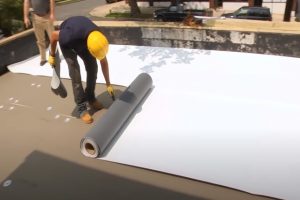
[23,0,31,28]
[48,31,60,66]
[100,57,111,85]
[50,31,59,55]
[100,57,115,98]
[49,0,55,22]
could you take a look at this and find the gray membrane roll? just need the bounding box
[80,73,153,158]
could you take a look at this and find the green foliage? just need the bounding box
[0,0,24,36]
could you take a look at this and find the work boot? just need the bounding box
[40,60,47,66]
[80,111,93,124]
[78,102,93,124]
[88,100,103,110]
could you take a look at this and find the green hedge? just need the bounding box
[0,0,79,37]
[0,0,23,36]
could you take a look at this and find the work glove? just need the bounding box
[48,53,56,67]
[107,85,115,100]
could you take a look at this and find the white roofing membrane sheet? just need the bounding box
[8,44,300,200]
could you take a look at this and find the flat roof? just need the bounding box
[2,44,300,200]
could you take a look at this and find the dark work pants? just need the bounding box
[61,47,98,108]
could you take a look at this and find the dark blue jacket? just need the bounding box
[59,16,99,57]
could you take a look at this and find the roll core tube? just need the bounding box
[80,73,153,158]
[81,138,99,158]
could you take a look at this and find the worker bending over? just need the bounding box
[48,16,114,124]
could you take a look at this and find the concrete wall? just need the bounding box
[1,22,300,74]
[0,29,39,75]
[100,25,300,58]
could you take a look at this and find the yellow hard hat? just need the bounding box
[87,31,109,60]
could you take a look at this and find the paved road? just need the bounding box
[55,0,106,20]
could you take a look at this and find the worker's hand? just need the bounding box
[48,53,56,67]
[50,14,55,22]
[24,17,31,29]
[107,85,115,100]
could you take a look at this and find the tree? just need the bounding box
[0,0,24,36]
[127,0,141,17]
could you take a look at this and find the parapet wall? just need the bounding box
[101,26,300,57]
[1,20,300,73]
[97,20,300,58]
[0,29,39,74]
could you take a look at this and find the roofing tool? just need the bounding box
[111,93,115,101]
[107,85,115,101]
[50,51,67,98]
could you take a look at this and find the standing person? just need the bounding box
[48,16,115,124]
[23,0,55,66]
